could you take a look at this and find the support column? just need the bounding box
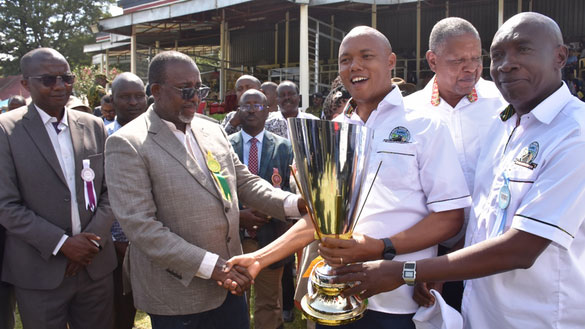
[285,11,290,79]
[314,21,319,93]
[226,21,230,69]
[155,40,160,54]
[105,49,110,79]
[300,4,309,111]
[100,53,104,73]
[498,0,504,27]
[130,25,137,74]
[416,0,421,83]
[274,23,279,65]
[219,10,225,101]
[330,15,335,60]
[518,0,522,13]
[446,0,449,17]
[371,4,377,29]
[528,0,532,11]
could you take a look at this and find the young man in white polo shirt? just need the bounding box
[326,13,585,329]
[404,17,505,310]
[225,26,471,329]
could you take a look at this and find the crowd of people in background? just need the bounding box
[1,10,585,329]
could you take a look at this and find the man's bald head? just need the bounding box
[111,72,145,97]
[236,75,261,88]
[338,26,395,113]
[240,89,267,106]
[235,75,261,101]
[495,12,563,49]
[341,26,392,56]
[490,12,567,114]
[20,48,69,77]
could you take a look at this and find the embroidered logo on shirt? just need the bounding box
[514,141,539,169]
[430,76,478,106]
[384,126,411,143]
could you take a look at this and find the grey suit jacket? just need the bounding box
[0,104,116,290]
[105,108,290,315]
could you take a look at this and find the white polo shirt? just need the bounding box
[405,77,505,246]
[335,87,471,314]
[462,83,585,329]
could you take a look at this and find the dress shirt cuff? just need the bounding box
[53,234,69,256]
[195,252,220,280]
[284,194,302,218]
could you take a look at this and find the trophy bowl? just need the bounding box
[288,118,373,326]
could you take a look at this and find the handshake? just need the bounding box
[213,255,262,295]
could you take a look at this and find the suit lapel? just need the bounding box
[22,104,68,186]
[232,133,244,161]
[190,123,229,204]
[148,110,221,201]
[259,131,275,182]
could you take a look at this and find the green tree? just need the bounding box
[0,0,114,76]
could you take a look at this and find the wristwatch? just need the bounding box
[381,237,396,260]
[402,261,416,286]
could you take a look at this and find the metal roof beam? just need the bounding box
[99,0,253,34]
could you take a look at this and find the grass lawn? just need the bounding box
[14,290,308,329]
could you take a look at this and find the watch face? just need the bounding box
[404,263,416,270]
[404,272,415,278]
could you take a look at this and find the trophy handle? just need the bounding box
[289,165,323,242]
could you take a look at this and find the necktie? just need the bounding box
[248,137,258,175]
[51,121,61,135]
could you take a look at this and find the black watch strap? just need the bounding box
[381,237,396,260]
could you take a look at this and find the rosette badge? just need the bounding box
[288,118,375,326]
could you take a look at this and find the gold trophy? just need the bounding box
[288,118,375,326]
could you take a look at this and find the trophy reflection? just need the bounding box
[288,118,374,326]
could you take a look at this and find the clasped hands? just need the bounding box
[60,232,102,277]
[214,256,260,295]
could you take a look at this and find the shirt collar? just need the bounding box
[499,82,570,124]
[241,129,265,145]
[430,75,478,106]
[343,85,403,118]
[160,118,190,135]
[35,104,69,127]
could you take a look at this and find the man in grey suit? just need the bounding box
[229,89,295,329]
[0,48,116,329]
[105,51,305,329]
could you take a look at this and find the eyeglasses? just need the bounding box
[27,74,76,87]
[170,85,210,100]
[239,104,266,112]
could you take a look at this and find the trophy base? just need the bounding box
[301,295,367,326]
[300,260,367,326]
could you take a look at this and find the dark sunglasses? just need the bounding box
[28,74,75,87]
[239,104,266,112]
[170,85,210,100]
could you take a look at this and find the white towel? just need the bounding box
[413,289,463,329]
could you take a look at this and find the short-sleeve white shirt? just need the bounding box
[405,77,505,246]
[462,83,585,328]
[334,87,471,314]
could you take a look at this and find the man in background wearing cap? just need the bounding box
[305,92,324,118]
[88,74,108,110]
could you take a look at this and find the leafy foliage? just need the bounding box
[72,65,120,98]
[0,0,114,75]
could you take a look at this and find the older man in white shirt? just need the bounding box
[405,17,505,310]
